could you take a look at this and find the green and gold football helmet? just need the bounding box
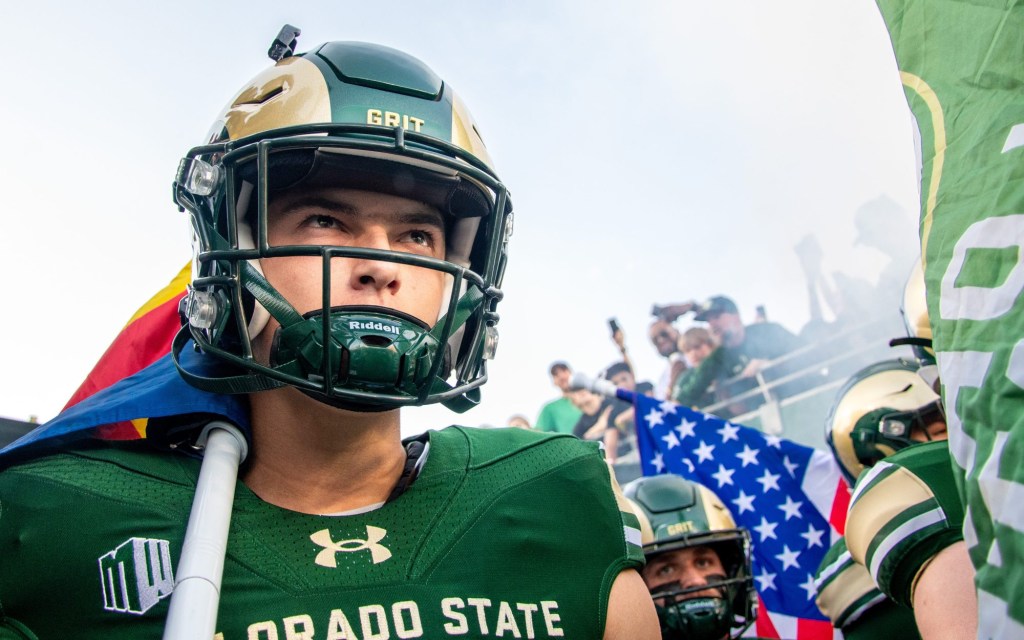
[624,474,755,640]
[171,26,511,412]
[825,359,943,484]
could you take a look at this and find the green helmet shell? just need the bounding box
[624,475,756,640]
[172,31,512,412]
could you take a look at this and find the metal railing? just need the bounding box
[610,315,907,483]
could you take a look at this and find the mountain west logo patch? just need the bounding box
[98,537,175,615]
[311,525,392,567]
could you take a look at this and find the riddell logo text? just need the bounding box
[350,321,399,335]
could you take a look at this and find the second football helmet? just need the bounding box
[624,474,755,640]
[825,359,944,484]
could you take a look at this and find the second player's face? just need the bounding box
[253,187,448,361]
[910,418,949,442]
[642,545,726,603]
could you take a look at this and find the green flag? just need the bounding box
[874,0,1024,634]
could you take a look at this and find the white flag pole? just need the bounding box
[571,372,635,403]
[162,420,248,640]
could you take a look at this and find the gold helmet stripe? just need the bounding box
[222,57,331,141]
[450,89,495,171]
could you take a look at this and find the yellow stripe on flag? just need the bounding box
[126,264,191,327]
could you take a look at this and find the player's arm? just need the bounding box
[845,442,968,626]
[604,568,659,639]
[911,541,977,640]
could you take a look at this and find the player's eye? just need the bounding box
[407,229,435,246]
[398,228,441,255]
[308,214,340,229]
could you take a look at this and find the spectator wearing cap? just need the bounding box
[535,362,583,434]
[674,296,806,418]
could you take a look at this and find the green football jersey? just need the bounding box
[844,441,963,608]
[0,426,643,639]
[814,538,920,639]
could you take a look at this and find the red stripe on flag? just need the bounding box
[64,291,185,410]
[796,617,835,639]
[755,596,780,638]
[829,478,851,536]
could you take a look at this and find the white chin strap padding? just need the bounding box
[235,182,272,340]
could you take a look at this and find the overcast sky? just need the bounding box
[0,1,921,437]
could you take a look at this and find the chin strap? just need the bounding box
[427,285,487,412]
[172,260,308,394]
[172,326,285,394]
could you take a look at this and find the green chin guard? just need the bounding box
[270,306,444,411]
[659,595,733,640]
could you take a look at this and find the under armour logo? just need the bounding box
[311,526,392,567]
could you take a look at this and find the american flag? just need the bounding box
[634,393,849,639]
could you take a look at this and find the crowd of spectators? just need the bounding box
[522,223,915,461]
[524,294,810,462]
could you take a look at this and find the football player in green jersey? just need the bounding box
[624,474,756,640]
[0,26,658,639]
[822,352,975,639]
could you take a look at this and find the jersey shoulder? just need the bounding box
[0,442,197,638]
[432,424,605,470]
[814,537,919,638]
[0,440,198,500]
[845,441,963,607]
[427,426,644,565]
[815,537,883,628]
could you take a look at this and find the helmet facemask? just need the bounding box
[644,531,756,640]
[174,123,510,412]
[850,398,945,464]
